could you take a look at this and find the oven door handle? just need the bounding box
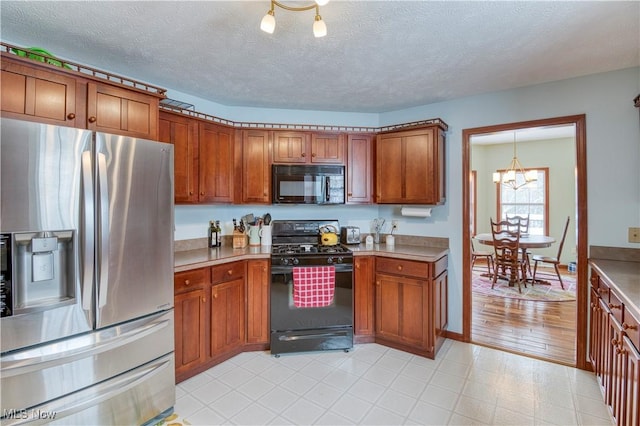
[270,264,353,274]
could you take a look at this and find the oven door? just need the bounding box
[270,263,353,331]
[270,262,353,354]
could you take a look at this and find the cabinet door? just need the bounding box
[1,60,80,127]
[199,122,234,203]
[347,134,373,203]
[159,112,199,203]
[621,337,640,426]
[375,134,403,202]
[311,133,345,164]
[608,315,625,423]
[376,273,429,349]
[242,130,271,204]
[354,256,375,340]
[246,260,270,345]
[174,288,207,377]
[210,278,245,357]
[87,82,159,139]
[273,131,309,163]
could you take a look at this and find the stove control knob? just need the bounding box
[337,257,343,264]
[281,258,289,266]
[327,257,334,264]
[293,258,299,265]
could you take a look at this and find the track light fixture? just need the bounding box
[260,0,329,38]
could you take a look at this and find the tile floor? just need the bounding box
[173,340,614,425]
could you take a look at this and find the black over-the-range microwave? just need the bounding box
[272,164,345,204]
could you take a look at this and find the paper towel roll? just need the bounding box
[401,207,432,217]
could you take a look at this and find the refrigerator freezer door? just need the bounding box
[0,119,94,353]
[94,133,174,329]
[1,310,174,419]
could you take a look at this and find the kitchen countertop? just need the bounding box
[589,258,640,320]
[175,243,449,273]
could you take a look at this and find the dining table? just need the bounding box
[474,233,556,285]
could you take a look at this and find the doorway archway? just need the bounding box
[461,115,588,370]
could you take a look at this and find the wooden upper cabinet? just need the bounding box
[376,125,446,204]
[311,133,345,164]
[241,130,271,204]
[347,134,373,203]
[87,82,159,140]
[273,131,309,163]
[159,111,199,203]
[1,57,82,127]
[199,122,235,203]
[273,131,345,164]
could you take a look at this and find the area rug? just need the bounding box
[472,268,576,302]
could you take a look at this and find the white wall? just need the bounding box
[174,67,640,334]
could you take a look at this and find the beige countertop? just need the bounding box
[589,259,640,320]
[175,243,449,273]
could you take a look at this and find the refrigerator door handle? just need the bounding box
[81,151,95,311]
[0,356,173,426]
[97,152,109,308]
[1,313,171,377]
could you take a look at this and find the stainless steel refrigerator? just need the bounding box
[0,118,175,425]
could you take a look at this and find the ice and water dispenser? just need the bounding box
[0,230,76,317]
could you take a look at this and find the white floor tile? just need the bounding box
[171,341,614,426]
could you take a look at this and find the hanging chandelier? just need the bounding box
[492,132,537,190]
[260,0,329,38]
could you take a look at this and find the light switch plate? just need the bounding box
[629,227,640,243]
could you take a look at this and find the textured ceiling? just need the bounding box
[1,1,638,113]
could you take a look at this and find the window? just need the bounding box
[496,168,549,235]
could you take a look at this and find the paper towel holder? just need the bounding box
[400,206,432,218]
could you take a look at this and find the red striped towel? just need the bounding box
[293,266,335,308]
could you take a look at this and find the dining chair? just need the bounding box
[490,217,526,293]
[471,238,493,275]
[506,214,532,275]
[532,216,571,290]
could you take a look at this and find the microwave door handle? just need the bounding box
[324,176,330,203]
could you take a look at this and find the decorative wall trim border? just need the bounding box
[160,104,449,132]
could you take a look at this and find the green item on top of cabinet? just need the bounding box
[11,46,72,69]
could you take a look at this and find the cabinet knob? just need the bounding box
[597,288,608,294]
[227,269,233,275]
[623,323,638,331]
[611,338,618,346]
[311,153,316,157]
[200,192,205,196]
[88,116,97,123]
[263,192,267,196]
[301,153,306,157]
[202,297,206,303]
[609,303,621,310]
[189,191,194,195]
[67,113,76,120]
[348,193,353,196]
[397,265,403,271]
[184,279,191,286]
[213,293,218,299]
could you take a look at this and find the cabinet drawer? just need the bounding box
[174,268,208,293]
[212,261,245,284]
[608,290,624,325]
[593,275,611,302]
[376,257,429,279]
[623,309,640,351]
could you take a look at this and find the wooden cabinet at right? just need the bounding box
[374,255,448,359]
[588,266,640,426]
[375,125,446,204]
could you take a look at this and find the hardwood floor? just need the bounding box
[471,267,577,365]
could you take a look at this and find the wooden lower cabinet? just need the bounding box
[588,265,640,425]
[354,256,375,342]
[210,277,245,357]
[372,255,448,359]
[246,259,270,346]
[174,268,208,381]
